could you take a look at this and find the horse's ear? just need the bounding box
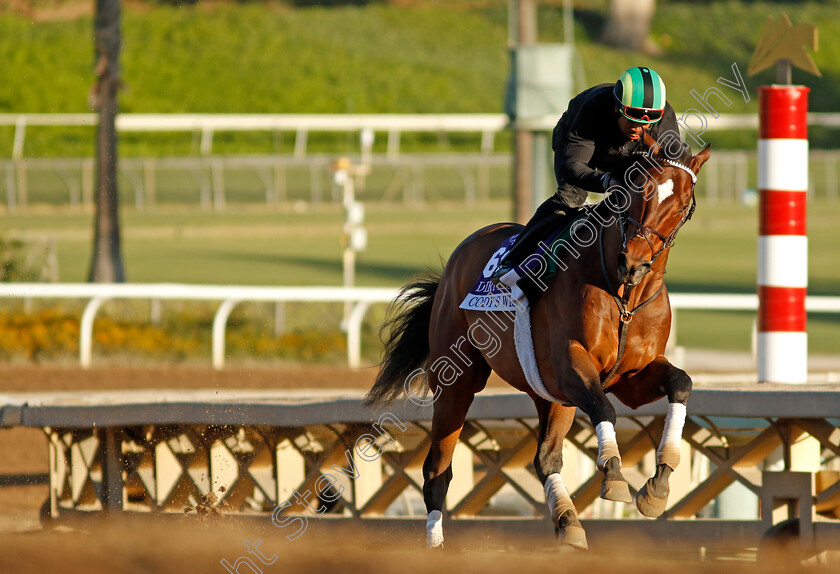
[643,131,661,155]
[690,144,711,173]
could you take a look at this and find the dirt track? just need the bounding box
[0,518,774,574]
[0,363,382,393]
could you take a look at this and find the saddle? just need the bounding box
[502,208,589,304]
[459,208,589,311]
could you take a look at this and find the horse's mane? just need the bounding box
[590,138,693,222]
[606,138,693,180]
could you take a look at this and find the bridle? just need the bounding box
[597,157,698,386]
[601,157,698,297]
[617,158,697,264]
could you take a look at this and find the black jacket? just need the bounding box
[552,83,679,206]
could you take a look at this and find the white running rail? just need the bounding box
[0,284,398,369]
[4,112,840,157]
[0,284,837,369]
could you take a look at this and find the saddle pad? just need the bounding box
[459,234,519,312]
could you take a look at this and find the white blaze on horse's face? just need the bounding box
[657,178,674,204]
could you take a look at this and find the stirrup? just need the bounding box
[491,261,514,283]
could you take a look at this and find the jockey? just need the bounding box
[493,66,680,284]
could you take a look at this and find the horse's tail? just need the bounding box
[364,273,441,407]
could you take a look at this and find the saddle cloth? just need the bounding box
[458,234,520,312]
[458,233,570,406]
[458,209,580,312]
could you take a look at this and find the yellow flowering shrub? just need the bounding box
[0,307,353,364]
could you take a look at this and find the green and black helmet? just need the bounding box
[613,66,667,124]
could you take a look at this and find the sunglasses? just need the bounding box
[620,106,664,123]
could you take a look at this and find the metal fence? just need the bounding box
[0,153,513,211]
[1,149,840,212]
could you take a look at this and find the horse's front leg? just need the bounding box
[561,343,632,504]
[610,355,692,518]
[532,398,588,549]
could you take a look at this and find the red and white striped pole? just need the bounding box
[757,85,809,384]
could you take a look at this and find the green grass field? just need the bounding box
[1,199,837,354]
[3,1,840,156]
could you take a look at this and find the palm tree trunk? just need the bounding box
[88,0,125,283]
[601,0,657,53]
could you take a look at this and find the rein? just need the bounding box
[598,230,664,386]
[598,158,697,386]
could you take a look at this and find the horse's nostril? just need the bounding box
[617,258,653,287]
[617,254,628,273]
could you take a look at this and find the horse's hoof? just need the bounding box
[557,525,588,550]
[636,481,668,518]
[426,510,444,549]
[601,479,632,503]
[426,536,444,550]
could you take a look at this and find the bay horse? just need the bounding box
[365,133,711,549]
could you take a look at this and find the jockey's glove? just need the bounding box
[600,173,623,193]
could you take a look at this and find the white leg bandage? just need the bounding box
[658,403,687,469]
[544,473,574,524]
[426,510,444,548]
[595,421,620,470]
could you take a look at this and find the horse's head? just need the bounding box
[609,132,711,288]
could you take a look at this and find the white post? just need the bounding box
[334,158,368,331]
[346,301,371,369]
[12,116,26,160]
[80,297,108,368]
[212,299,240,370]
[343,248,355,327]
[360,128,374,167]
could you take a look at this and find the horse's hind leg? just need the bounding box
[610,356,691,518]
[533,398,587,550]
[422,358,490,548]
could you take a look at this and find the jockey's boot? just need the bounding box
[491,206,578,286]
